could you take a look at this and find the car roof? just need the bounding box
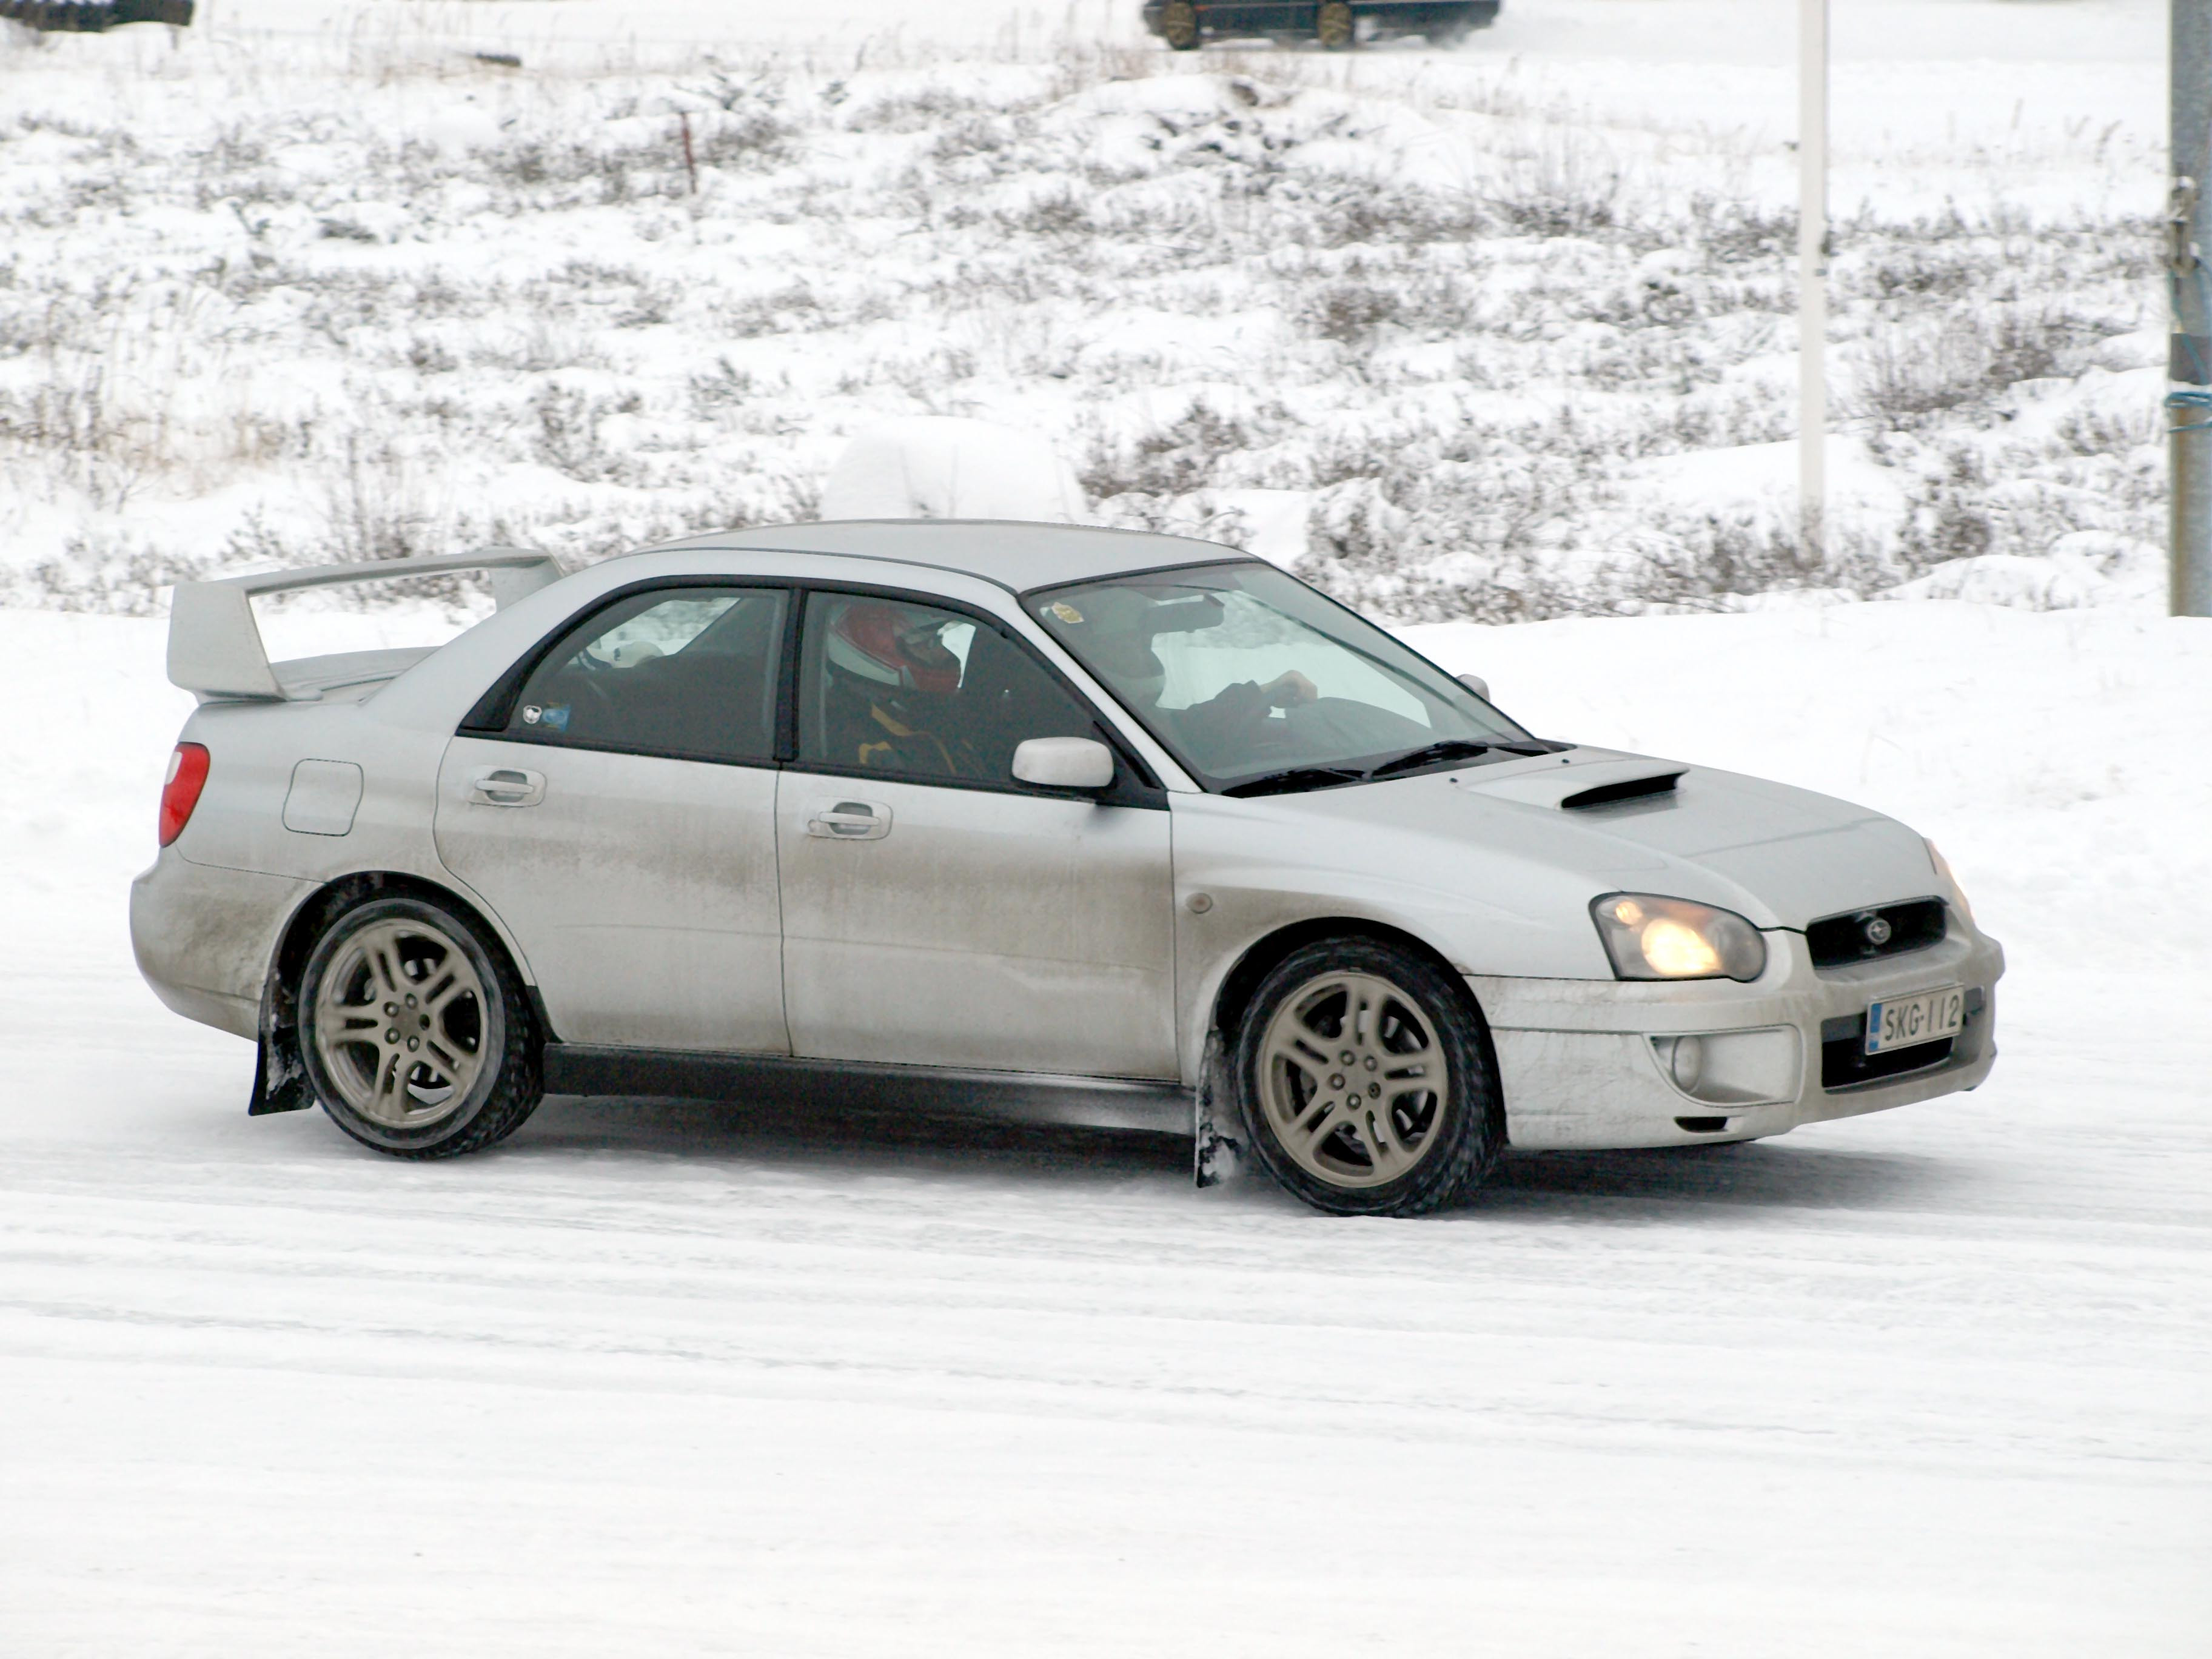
[651,520,1257,595]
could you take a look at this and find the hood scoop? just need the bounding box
[1450,751,1694,812]
[1561,769,1686,811]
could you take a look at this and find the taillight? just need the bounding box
[159,743,210,847]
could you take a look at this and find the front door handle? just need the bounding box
[469,766,545,808]
[807,799,891,840]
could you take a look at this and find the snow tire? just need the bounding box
[1232,937,1503,1216]
[298,893,542,1159]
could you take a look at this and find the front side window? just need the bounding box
[505,586,788,763]
[797,592,1102,786]
[1027,563,1534,789]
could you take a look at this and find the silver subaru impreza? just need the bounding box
[133,521,2003,1216]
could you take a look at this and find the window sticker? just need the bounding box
[1048,602,1084,625]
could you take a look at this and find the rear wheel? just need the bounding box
[1232,939,1503,1215]
[1161,0,1201,49]
[299,893,541,1158]
[1316,1,1355,49]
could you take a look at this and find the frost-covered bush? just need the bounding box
[0,30,2164,616]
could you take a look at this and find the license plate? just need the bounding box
[1865,986,1965,1055]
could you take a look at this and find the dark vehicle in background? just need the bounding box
[1142,0,1498,50]
[0,0,193,30]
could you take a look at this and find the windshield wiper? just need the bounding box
[1364,739,1495,780]
[1224,740,1531,797]
[1220,765,1369,799]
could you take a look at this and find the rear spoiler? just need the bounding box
[167,548,564,700]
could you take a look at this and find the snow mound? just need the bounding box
[1880,535,2165,610]
[820,418,1086,524]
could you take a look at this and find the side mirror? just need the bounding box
[1456,672,1491,702]
[1011,736,1115,791]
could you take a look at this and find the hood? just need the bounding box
[1282,748,1939,932]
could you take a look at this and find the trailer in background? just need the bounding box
[1141,0,1498,50]
[1,0,191,32]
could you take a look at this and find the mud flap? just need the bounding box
[247,967,313,1116]
[1193,1030,1245,1188]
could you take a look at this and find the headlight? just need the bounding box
[1590,893,1768,982]
[1925,839,1975,923]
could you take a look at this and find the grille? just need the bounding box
[1822,1034,1955,1090]
[1806,897,1947,970]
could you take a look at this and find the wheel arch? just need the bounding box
[269,870,538,1017]
[1206,914,1493,1049]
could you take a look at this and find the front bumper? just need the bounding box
[1469,920,2005,1149]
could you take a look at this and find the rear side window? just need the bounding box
[504,586,788,763]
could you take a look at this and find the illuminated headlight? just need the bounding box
[1590,893,1768,983]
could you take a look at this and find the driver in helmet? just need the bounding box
[821,599,984,779]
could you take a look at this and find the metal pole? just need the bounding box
[2170,0,2212,616]
[1799,0,1828,556]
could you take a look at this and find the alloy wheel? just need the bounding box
[310,916,488,1128]
[1256,970,1449,1189]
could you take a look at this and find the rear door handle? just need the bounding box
[469,766,545,808]
[807,799,891,840]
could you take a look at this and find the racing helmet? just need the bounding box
[825,600,962,696]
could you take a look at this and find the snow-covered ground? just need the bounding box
[0,0,2173,615]
[4,598,2207,1654]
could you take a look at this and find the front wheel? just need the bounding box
[1232,939,1503,1216]
[1161,0,1201,49]
[1316,1,1355,49]
[298,893,542,1158]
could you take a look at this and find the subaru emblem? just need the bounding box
[1862,914,1894,947]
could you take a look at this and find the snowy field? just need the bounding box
[0,0,2174,614]
[4,0,2210,1652]
[4,596,2208,1655]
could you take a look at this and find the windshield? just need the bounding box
[1027,563,1535,791]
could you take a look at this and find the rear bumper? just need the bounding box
[130,849,310,1042]
[1470,922,2005,1149]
